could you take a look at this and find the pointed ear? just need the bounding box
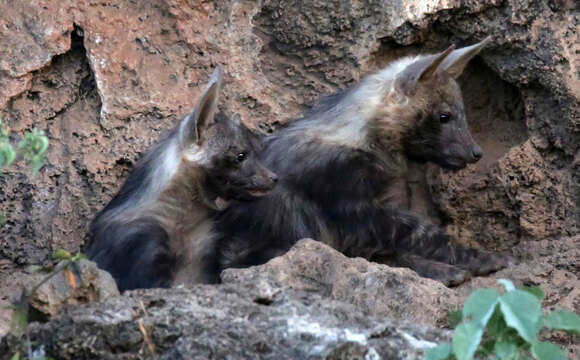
[395,45,455,96]
[231,113,242,127]
[436,36,492,79]
[179,67,223,147]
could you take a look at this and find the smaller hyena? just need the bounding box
[86,68,277,291]
[211,37,514,286]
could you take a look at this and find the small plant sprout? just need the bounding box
[426,279,580,360]
[0,119,17,171]
[0,118,49,176]
[17,127,49,177]
[0,118,50,227]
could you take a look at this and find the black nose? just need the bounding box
[270,174,278,183]
[471,145,483,161]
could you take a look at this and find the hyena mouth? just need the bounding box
[442,160,467,171]
[247,188,273,197]
[247,186,274,197]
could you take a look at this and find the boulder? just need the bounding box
[1,255,450,359]
[222,239,460,326]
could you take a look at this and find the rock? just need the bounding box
[222,239,460,326]
[458,235,580,314]
[29,259,119,318]
[0,259,118,337]
[0,280,449,360]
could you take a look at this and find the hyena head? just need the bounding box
[382,37,491,170]
[178,67,277,201]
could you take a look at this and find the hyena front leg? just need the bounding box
[394,252,471,286]
[386,210,515,276]
[337,206,513,281]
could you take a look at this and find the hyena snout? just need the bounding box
[236,163,278,200]
[468,143,483,163]
[253,166,278,189]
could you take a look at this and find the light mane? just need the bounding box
[99,133,209,225]
[297,56,423,149]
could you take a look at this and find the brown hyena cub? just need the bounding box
[86,68,278,291]
[210,37,514,285]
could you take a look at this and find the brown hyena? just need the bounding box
[86,68,277,291]
[209,37,514,286]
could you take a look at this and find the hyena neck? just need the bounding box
[157,163,228,216]
[297,56,416,164]
[151,165,216,237]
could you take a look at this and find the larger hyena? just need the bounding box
[86,68,278,291]
[208,37,513,285]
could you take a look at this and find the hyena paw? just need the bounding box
[397,253,472,286]
[467,252,516,276]
[430,265,471,287]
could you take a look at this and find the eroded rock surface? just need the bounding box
[222,239,460,326]
[29,259,119,318]
[2,239,580,358]
[1,260,449,360]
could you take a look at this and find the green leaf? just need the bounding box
[498,279,516,292]
[499,290,542,343]
[30,156,45,177]
[10,306,28,337]
[530,341,567,360]
[0,140,16,170]
[452,322,484,360]
[494,342,517,360]
[463,289,499,327]
[71,253,86,262]
[426,342,453,360]
[18,128,49,176]
[521,286,545,301]
[11,352,20,360]
[52,249,72,261]
[0,213,5,227]
[542,309,580,335]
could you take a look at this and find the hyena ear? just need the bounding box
[179,67,223,147]
[436,36,492,79]
[231,113,242,127]
[395,45,455,96]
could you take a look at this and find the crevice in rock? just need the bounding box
[457,57,528,173]
[0,26,102,267]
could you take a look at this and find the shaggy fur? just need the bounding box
[209,38,511,285]
[86,68,277,291]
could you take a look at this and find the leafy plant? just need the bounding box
[0,118,49,228]
[0,119,49,176]
[18,127,50,176]
[427,279,580,360]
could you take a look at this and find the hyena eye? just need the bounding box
[236,152,247,163]
[439,113,451,123]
